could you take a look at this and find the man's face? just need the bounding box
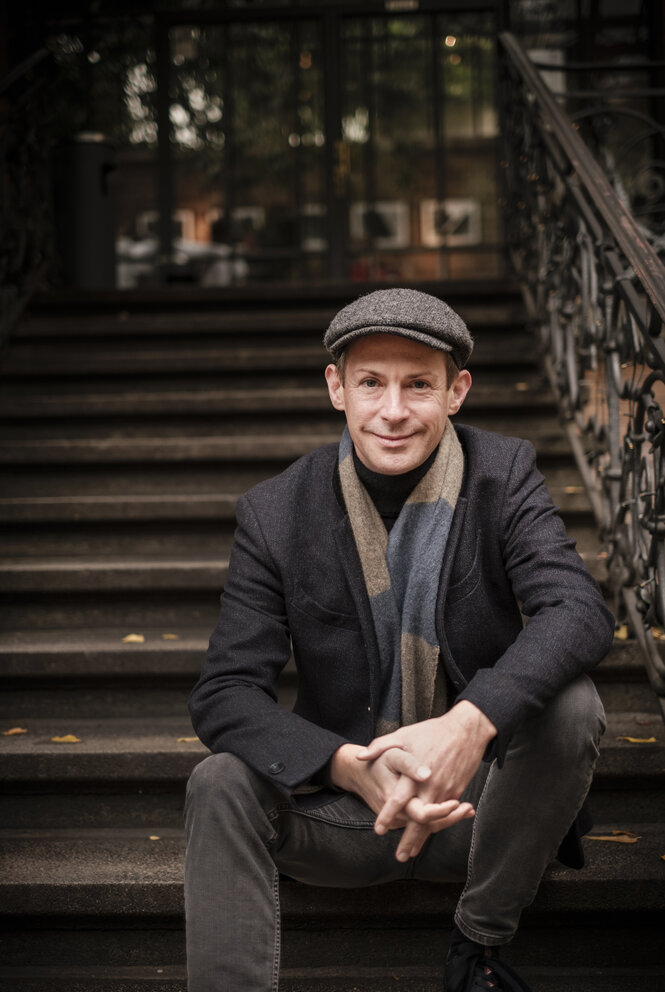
[325,333,471,475]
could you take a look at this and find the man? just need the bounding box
[186,289,612,992]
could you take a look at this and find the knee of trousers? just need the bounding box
[515,674,606,765]
[186,751,275,817]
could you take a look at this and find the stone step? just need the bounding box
[1,670,660,724]
[1,966,665,992]
[0,424,574,466]
[0,458,590,502]
[0,538,605,597]
[0,558,229,593]
[0,485,593,525]
[1,632,639,683]
[1,381,555,419]
[12,299,527,340]
[1,714,661,791]
[0,334,537,379]
[0,593,221,631]
[0,822,663,925]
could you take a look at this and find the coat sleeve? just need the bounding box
[455,439,614,762]
[188,493,348,793]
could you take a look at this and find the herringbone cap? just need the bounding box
[324,288,473,368]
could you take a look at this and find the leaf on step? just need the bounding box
[614,624,630,640]
[149,835,160,841]
[661,854,665,861]
[2,727,27,736]
[177,736,199,743]
[616,736,657,744]
[515,382,529,391]
[122,633,145,643]
[587,830,641,844]
[51,734,82,743]
[162,633,179,640]
[564,485,584,494]
[652,627,665,640]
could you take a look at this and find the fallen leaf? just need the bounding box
[616,736,657,744]
[564,486,584,495]
[177,736,199,743]
[653,628,665,640]
[587,830,641,844]
[162,633,179,640]
[2,727,27,736]
[122,633,145,643]
[661,854,665,862]
[515,382,529,391]
[149,835,160,841]
[614,624,629,640]
[51,734,82,744]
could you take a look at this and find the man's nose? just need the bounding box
[381,385,408,421]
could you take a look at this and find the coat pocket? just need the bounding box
[291,582,361,631]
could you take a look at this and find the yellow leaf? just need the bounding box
[2,727,27,736]
[616,736,657,744]
[177,736,199,743]
[564,486,584,495]
[162,633,179,640]
[51,734,82,744]
[122,633,145,643]
[653,627,665,640]
[149,835,160,841]
[587,830,641,844]
[661,854,665,861]
[515,382,529,391]
[614,625,629,640]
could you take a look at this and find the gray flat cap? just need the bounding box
[324,288,473,368]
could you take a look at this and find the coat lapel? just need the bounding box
[333,515,381,718]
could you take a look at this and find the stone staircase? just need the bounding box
[0,282,663,992]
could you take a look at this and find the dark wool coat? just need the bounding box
[190,424,615,865]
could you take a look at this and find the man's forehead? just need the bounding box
[344,333,448,368]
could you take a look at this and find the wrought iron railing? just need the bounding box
[0,49,56,349]
[498,32,665,710]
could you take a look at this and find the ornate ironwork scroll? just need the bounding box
[499,32,665,708]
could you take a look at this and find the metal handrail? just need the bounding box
[499,32,665,711]
[500,33,665,323]
[0,48,50,95]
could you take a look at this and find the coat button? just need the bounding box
[268,761,285,775]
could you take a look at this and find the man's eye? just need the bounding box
[362,378,378,388]
[412,380,429,389]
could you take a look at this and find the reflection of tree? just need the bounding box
[47,21,157,145]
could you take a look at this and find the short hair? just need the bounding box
[335,347,459,387]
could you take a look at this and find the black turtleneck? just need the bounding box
[353,447,438,531]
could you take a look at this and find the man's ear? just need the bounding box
[325,363,346,412]
[448,369,472,416]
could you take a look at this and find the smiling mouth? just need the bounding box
[374,433,414,444]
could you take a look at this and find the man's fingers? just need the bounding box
[395,820,430,862]
[374,777,417,834]
[404,796,464,824]
[428,803,475,832]
[356,737,401,761]
[382,747,431,782]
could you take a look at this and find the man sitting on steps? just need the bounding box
[185,288,613,992]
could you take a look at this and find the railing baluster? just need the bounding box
[499,31,665,711]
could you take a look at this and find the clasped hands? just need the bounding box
[329,701,496,863]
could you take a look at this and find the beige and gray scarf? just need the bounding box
[338,423,464,734]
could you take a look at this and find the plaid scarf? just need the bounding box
[338,423,464,734]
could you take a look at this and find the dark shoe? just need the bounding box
[444,934,532,991]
